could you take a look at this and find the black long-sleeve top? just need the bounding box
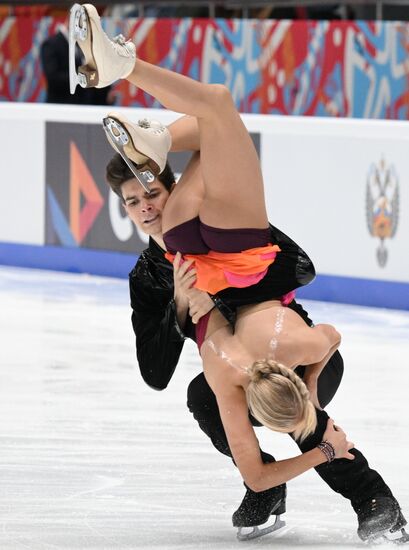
[129,238,194,390]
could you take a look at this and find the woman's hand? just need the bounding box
[322,419,355,460]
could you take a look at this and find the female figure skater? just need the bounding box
[103,117,350,487]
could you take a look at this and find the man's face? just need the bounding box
[121,177,171,238]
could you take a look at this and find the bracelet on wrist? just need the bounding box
[317,440,336,463]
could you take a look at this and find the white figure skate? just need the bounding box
[103,114,171,193]
[69,3,136,94]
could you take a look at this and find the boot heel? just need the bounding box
[79,66,99,87]
[391,510,407,533]
[274,499,286,516]
[274,485,287,515]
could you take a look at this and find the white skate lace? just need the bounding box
[137,118,167,134]
[111,33,135,57]
[138,118,151,129]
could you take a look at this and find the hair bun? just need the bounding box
[247,359,281,383]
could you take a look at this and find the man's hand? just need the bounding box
[173,252,196,305]
[186,288,214,324]
[173,252,214,324]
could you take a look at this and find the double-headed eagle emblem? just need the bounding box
[366,158,399,267]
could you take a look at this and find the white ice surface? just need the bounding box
[0,266,408,550]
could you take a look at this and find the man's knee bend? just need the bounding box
[187,374,218,416]
[327,349,344,376]
[297,409,330,452]
[260,450,276,464]
[317,350,344,409]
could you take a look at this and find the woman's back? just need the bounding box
[202,300,312,380]
[235,302,311,369]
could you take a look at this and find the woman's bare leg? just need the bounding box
[163,116,204,229]
[168,116,200,153]
[126,60,268,233]
[166,150,204,229]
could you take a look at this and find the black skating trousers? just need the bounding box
[186,303,394,510]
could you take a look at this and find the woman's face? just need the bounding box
[121,177,171,239]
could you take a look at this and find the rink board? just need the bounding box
[0,103,408,309]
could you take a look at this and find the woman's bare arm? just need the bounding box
[215,381,326,491]
[214,379,354,492]
[295,324,341,369]
[301,324,341,407]
[203,347,353,493]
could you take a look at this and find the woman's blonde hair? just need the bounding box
[245,359,317,442]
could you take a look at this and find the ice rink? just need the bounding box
[0,265,408,550]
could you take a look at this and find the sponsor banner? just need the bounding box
[44,122,190,255]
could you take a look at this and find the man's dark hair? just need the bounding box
[106,153,175,201]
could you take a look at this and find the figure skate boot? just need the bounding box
[356,495,409,543]
[69,3,136,93]
[103,113,171,193]
[232,483,286,541]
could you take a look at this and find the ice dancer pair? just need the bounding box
[68,4,408,544]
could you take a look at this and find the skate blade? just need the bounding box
[103,116,154,193]
[237,515,286,541]
[69,4,87,93]
[69,3,98,93]
[383,527,409,545]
